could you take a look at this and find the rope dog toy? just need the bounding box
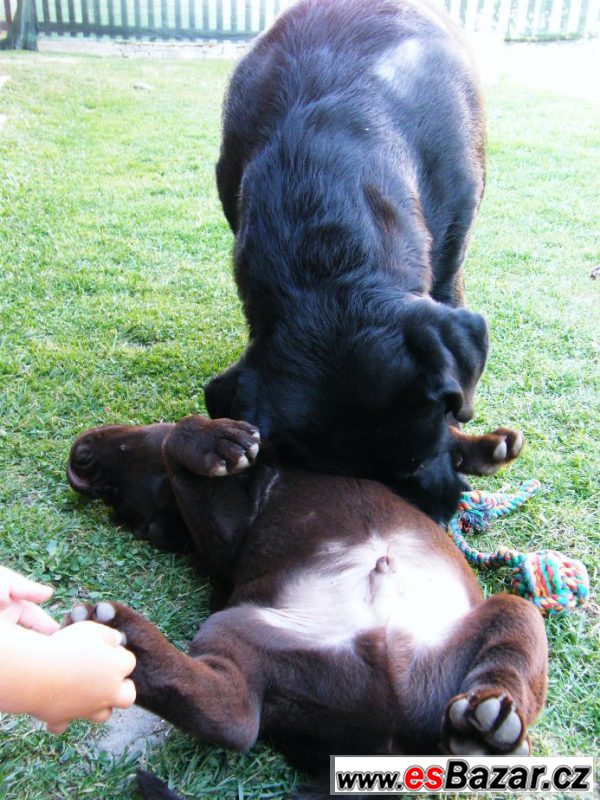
[448,479,590,616]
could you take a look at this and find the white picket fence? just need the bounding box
[2,0,599,41]
[271,0,599,39]
[443,0,598,38]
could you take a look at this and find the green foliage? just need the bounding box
[0,52,598,798]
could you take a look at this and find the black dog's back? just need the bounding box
[218,0,484,291]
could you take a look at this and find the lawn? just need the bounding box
[0,50,598,799]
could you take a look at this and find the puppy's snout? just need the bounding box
[70,440,94,470]
[67,437,98,495]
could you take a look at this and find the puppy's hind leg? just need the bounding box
[404,594,546,755]
[136,770,184,800]
[441,595,547,755]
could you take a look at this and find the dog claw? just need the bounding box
[509,430,523,459]
[209,461,229,477]
[236,455,250,471]
[494,709,522,745]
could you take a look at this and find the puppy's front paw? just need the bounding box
[64,601,182,707]
[63,601,161,655]
[488,428,524,467]
[443,690,529,755]
[171,416,261,477]
[454,427,524,476]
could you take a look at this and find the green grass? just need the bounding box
[0,51,598,799]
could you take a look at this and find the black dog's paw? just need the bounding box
[443,690,530,755]
[170,416,261,477]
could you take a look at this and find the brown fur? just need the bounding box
[66,416,547,779]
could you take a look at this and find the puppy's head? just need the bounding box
[205,300,488,522]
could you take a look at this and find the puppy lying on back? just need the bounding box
[66,417,547,798]
[207,0,492,524]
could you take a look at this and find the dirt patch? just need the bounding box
[94,706,170,759]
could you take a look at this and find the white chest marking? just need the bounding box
[257,533,471,648]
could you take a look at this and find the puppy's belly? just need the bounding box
[256,533,472,648]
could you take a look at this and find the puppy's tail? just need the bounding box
[136,769,185,800]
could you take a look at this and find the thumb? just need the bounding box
[70,620,125,647]
[93,623,126,647]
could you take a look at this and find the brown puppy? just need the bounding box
[65,417,547,794]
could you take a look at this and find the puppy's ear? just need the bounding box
[439,308,488,422]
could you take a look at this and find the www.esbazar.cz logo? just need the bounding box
[331,756,595,794]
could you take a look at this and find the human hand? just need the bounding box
[0,566,59,634]
[37,621,136,734]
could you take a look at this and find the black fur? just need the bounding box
[136,769,183,800]
[207,0,488,524]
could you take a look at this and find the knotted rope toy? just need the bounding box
[448,479,589,616]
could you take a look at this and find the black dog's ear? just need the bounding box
[439,373,465,419]
[416,305,488,422]
[204,359,273,436]
[439,308,488,422]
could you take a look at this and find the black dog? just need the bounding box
[206,0,490,523]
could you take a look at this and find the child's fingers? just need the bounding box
[15,600,60,634]
[113,678,136,709]
[62,620,126,647]
[46,720,70,735]
[115,646,136,677]
[88,708,113,724]
[0,567,54,605]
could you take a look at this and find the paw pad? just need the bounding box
[445,691,527,755]
[95,602,117,623]
[69,604,90,623]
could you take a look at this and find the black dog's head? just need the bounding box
[206,298,487,523]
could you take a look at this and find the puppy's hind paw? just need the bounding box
[443,690,529,755]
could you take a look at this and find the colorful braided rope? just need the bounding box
[448,480,589,616]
